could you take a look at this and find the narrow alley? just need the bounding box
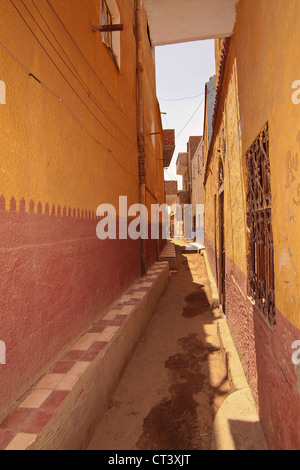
[87,241,229,451]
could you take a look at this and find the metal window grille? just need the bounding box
[101,0,113,50]
[246,123,276,327]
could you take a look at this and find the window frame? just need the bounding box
[100,0,121,69]
[101,0,113,51]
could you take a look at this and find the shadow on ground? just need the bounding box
[136,244,228,450]
[87,241,229,451]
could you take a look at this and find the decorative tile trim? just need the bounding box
[0,431,17,450]
[19,390,53,409]
[5,433,37,451]
[0,262,168,450]
[72,333,101,351]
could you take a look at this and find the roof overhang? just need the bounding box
[142,0,238,46]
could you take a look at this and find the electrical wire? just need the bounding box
[162,88,215,143]
[45,0,136,131]
[9,0,136,153]
[165,169,178,182]
[166,166,178,179]
[165,166,176,178]
[30,0,87,84]
[176,97,205,138]
[27,0,137,147]
[159,91,205,102]
[0,39,139,185]
[12,0,136,151]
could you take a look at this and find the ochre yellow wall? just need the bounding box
[233,0,300,328]
[223,59,247,277]
[0,0,164,215]
[206,0,300,329]
[204,150,218,250]
[139,7,165,212]
[205,0,300,450]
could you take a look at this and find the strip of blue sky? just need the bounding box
[155,39,216,188]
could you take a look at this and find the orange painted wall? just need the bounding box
[0,0,141,211]
[0,0,165,419]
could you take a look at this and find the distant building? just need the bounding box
[164,180,178,208]
[175,136,201,240]
[164,180,178,238]
[176,152,189,192]
[163,130,176,168]
[187,136,202,200]
[191,137,205,233]
[203,76,217,159]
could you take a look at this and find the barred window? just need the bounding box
[246,123,276,327]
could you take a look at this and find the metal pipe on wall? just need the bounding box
[135,0,147,276]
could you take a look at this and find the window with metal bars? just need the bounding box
[101,0,113,50]
[246,123,276,327]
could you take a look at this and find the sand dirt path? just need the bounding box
[87,241,229,450]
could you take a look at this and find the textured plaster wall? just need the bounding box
[0,0,165,418]
[205,0,300,449]
[0,0,140,210]
[234,0,300,330]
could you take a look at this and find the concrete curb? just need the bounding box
[0,262,170,450]
[217,319,248,393]
[202,249,219,309]
[212,318,269,450]
[211,388,269,450]
[159,241,177,271]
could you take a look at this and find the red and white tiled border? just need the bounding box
[0,262,168,450]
